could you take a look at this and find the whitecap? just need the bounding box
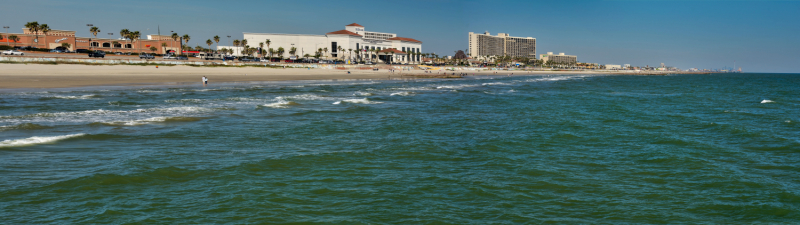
[390,92,413,96]
[436,84,479,89]
[354,91,374,96]
[262,100,298,109]
[50,94,100,99]
[0,133,86,148]
[761,100,775,104]
[333,98,382,105]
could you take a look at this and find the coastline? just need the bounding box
[0,63,700,89]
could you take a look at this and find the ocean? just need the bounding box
[0,73,798,223]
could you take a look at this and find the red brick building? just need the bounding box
[1,28,181,54]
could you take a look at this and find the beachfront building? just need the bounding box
[468,31,536,60]
[0,27,182,54]
[241,23,422,63]
[605,64,622,70]
[540,52,577,65]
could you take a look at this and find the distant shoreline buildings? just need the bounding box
[239,23,422,63]
[468,31,536,59]
[540,52,577,65]
[0,27,181,55]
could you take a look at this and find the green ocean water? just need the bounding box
[0,73,798,223]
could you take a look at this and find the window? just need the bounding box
[91,42,99,47]
[102,43,110,47]
[356,43,359,50]
[125,44,132,48]
[331,42,337,52]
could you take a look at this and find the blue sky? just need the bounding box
[1,0,798,72]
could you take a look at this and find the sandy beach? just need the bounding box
[0,63,658,89]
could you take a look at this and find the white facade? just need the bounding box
[605,64,622,70]
[242,23,423,63]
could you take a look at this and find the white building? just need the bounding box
[605,64,622,70]
[241,23,422,63]
[540,52,577,65]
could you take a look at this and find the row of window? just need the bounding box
[90,42,133,48]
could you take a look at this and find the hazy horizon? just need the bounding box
[1,0,798,73]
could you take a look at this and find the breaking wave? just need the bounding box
[0,133,86,148]
[332,98,382,105]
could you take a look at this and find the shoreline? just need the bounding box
[0,63,707,89]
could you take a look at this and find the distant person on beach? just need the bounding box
[202,76,208,85]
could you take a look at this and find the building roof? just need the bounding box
[378,48,407,55]
[326,30,362,36]
[386,37,422,43]
[345,23,364,27]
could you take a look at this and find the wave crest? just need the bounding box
[0,133,86,148]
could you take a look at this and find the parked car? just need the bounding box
[163,55,177,59]
[2,50,24,55]
[238,58,251,62]
[50,49,64,53]
[76,49,90,53]
[139,54,155,59]
[88,51,106,58]
[176,56,188,60]
[223,56,236,60]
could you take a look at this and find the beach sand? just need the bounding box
[0,63,625,89]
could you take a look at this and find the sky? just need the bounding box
[1,0,798,72]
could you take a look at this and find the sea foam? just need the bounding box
[0,133,86,148]
[761,100,775,104]
[333,98,382,105]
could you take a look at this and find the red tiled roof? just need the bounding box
[345,23,364,27]
[326,30,362,36]
[386,37,422,43]
[378,48,407,54]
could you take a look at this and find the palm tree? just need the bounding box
[258,42,264,58]
[277,47,285,60]
[303,54,310,61]
[120,29,131,52]
[317,48,322,59]
[39,24,50,49]
[150,46,157,54]
[89,26,100,50]
[161,43,168,54]
[268,48,274,60]
[131,31,141,54]
[337,46,344,60]
[240,39,248,54]
[61,43,71,51]
[182,34,190,49]
[8,35,19,47]
[206,39,213,53]
[213,35,220,53]
[265,39,271,58]
[348,48,353,62]
[323,47,328,58]
[232,39,240,55]
[171,33,179,54]
[289,47,297,58]
[24,21,40,48]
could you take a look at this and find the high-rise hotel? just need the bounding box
[468,31,536,59]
